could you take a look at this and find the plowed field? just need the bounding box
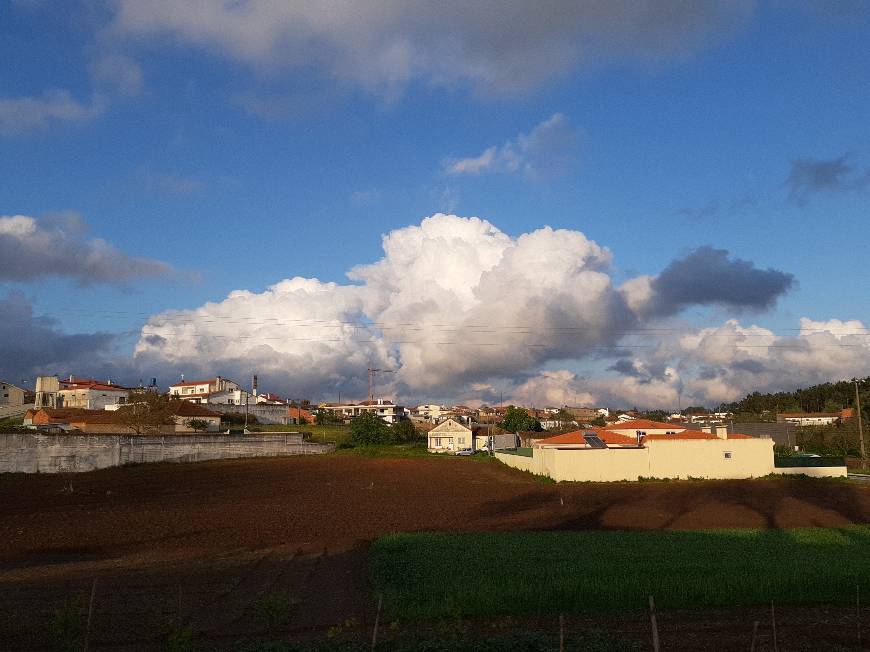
[1,455,869,650]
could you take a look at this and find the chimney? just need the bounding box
[701,425,712,433]
[715,425,728,439]
[69,374,74,382]
[635,430,643,446]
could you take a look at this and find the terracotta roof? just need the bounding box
[604,419,682,430]
[642,432,754,441]
[59,379,128,392]
[167,401,220,417]
[32,408,92,422]
[536,429,636,446]
[169,379,216,387]
[68,411,125,425]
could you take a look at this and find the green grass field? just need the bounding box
[371,528,870,619]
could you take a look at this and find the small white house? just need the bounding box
[427,418,473,453]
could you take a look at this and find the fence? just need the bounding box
[774,456,846,468]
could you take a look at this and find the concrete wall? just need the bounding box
[497,438,779,482]
[202,403,290,425]
[775,466,848,478]
[645,438,774,480]
[0,433,333,474]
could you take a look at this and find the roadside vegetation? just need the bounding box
[371,527,870,619]
[0,416,27,433]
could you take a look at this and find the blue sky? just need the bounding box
[2,1,869,407]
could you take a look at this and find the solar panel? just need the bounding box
[583,432,607,449]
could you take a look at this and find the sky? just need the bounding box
[2,1,870,409]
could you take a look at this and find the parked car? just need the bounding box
[455,448,474,456]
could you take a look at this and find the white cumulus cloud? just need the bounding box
[133,212,818,407]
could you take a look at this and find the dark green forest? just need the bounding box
[717,377,870,417]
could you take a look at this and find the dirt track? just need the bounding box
[2,455,869,649]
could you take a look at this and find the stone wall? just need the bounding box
[0,433,333,474]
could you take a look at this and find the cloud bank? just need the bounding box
[133,213,812,406]
[0,291,122,382]
[0,213,173,284]
[108,1,754,97]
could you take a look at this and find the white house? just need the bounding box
[0,380,25,406]
[56,377,129,410]
[427,418,473,453]
[168,376,241,403]
[321,399,406,424]
[777,411,848,426]
[208,388,257,407]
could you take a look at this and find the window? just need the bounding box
[458,437,465,444]
[724,452,732,459]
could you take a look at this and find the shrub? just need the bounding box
[349,412,392,446]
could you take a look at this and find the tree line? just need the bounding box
[717,377,870,417]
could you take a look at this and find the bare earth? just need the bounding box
[1,455,869,650]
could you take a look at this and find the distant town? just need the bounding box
[2,373,864,481]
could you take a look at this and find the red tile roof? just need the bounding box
[604,419,682,431]
[169,379,216,387]
[59,379,128,392]
[536,429,637,446]
[642,432,754,441]
[168,402,220,417]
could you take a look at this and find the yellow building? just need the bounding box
[496,425,846,482]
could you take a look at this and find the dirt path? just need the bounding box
[1,456,869,649]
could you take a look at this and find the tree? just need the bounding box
[116,391,176,435]
[349,411,392,445]
[498,406,543,433]
[185,418,210,433]
[391,419,419,443]
[316,410,342,426]
[644,410,670,423]
[591,415,607,427]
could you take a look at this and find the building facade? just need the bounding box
[0,381,25,406]
[427,418,473,452]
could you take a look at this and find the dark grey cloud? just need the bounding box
[0,291,124,382]
[645,246,794,317]
[0,213,173,285]
[786,153,870,205]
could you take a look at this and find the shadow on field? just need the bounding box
[477,478,870,532]
[0,542,377,650]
